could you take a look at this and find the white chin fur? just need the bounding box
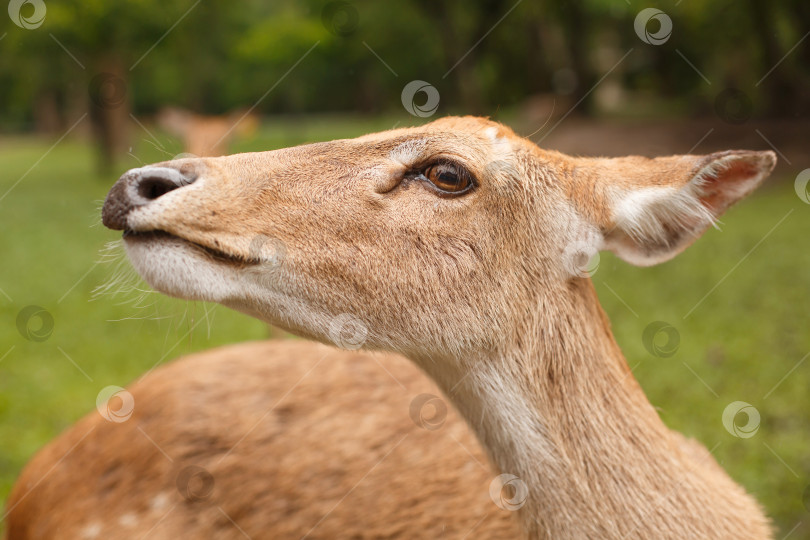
[123,234,339,347]
[123,234,244,302]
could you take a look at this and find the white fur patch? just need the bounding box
[612,184,715,244]
[80,523,102,539]
[485,126,508,147]
[388,140,427,165]
[124,235,243,303]
[119,513,139,527]
[150,491,171,511]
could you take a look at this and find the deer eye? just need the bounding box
[422,162,474,194]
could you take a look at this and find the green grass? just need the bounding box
[1,117,808,536]
[594,186,810,535]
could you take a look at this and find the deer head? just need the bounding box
[102,116,774,360]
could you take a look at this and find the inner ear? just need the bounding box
[694,153,771,214]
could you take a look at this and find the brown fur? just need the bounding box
[5,341,517,538]
[8,116,777,538]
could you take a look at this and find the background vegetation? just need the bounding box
[1,0,809,536]
[3,0,810,121]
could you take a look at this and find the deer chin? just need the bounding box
[122,231,321,339]
[122,231,248,303]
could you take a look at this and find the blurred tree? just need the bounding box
[0,0,808,156]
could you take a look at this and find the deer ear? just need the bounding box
[584,150,776,266]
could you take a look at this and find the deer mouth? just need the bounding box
[123,230,255,267]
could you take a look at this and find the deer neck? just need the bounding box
[411,278,765,539]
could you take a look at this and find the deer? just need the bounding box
[4,116,776,539]
[156,107,258,157]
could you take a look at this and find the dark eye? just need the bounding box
[422,162,474,194]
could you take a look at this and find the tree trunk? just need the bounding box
[557,1,594,111]
[88,56,131,175]
[748,0,797,116]
[33,90,63,135]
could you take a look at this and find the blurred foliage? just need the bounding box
[0,0,809,132]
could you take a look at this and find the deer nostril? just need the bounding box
[138,174,187,200]
[102,166,199,230]
[135,168,197,201]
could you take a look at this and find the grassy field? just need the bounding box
[1,117,809,536]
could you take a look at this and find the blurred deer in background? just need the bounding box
[156,107,258,157]
[7,117,776,539]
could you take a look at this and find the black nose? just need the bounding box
[102,166,198,230]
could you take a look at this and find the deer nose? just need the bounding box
[102,166,198,230]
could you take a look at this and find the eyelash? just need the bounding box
[408,159,476,196]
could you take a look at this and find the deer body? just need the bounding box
[7,117,776,538]
[4,341,517,539]
[156,107,258,157]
